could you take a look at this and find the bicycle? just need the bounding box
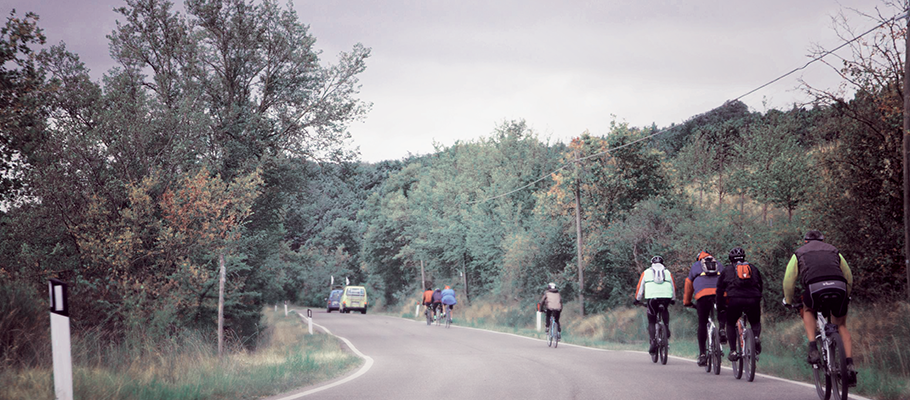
[546,313,559,348]
[785,301,849,400]
[434,304,442,326]
[639,301,669,364]
[731,313,757,382]
[424,305,433,326]
[705,305,722,375]
[444,306,452,328]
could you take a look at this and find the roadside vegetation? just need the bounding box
[397,298,910,400]
[0,305,359,400]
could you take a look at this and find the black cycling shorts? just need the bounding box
[802,280,849,318]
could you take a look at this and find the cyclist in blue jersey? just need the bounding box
[441,286,457,321]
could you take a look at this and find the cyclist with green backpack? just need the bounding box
[716,247,764,361]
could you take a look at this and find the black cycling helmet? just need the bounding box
[728,247,745,263]
[804,230,825,241]
[650,255,663,264]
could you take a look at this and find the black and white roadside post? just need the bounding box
[48,279,73,400]
[306,309,313,334]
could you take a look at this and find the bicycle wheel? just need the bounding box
[659,322,668,365]
[744,331,756,382]
[812,342,832,400]
[445,310,451,328]
[711,326,722,375]
[425,308,432,325]
[704,324,713,373]
[830,333,849,400]
[547,318,554,347]
[732,331,744,379]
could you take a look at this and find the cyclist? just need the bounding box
[431,288,443,320]
[684,250,725,367]
[539,282,562,338]
[783,230,857,386]
[633,255,677,355]
[716,247,763,362]
[421,287,435,319]
[441,285,457,321]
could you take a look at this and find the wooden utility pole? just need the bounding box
[903,3,910,303]
[574,150,585,316]
[420,259,426,291]
[461,253,470,305]
[217,252,225,357]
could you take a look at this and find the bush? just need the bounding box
[0,282,50,368]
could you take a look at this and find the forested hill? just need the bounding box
[297,99,905,315]
[1,0,907,352]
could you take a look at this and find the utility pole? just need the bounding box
[217,252,225,357]
[903,2,910,303]
[574,149,585,316]
[420,259,426,291]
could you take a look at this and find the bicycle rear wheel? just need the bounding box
[658,322,668,365]
[554,321,559,348]
[830,333,849,400]
[733,331,744,379]
[704,324,713,373]
[712,327,722,375]
[547,317,554,347]
[425,308,432,325]
[813,339,832,400]
[445,310,451,328]
[744,331,756,382]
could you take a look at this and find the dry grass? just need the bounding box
[0,307,360,400]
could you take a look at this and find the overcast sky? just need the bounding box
[3,0,892,162]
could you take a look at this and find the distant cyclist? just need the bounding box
[539,283,562,338]
[441,285,457,321]
[432,288,443,320]
[634,255,677,355]
[684,250,725,367]
[716,247,763,361]
[421,287,435,318]
[783,230,857,386]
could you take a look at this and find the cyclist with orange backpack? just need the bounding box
[716,247,764,361]
[684,250,725,367]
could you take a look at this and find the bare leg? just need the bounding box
[832,315,853,358]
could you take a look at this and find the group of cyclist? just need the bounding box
[421,285,458,322]
[632,230,857,387]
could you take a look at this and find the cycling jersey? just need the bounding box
[422,290,434,305]
[441,288,457,305]
[783,240,853,305]
[539,288,562,311]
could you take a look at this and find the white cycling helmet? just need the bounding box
[547,282,556,289]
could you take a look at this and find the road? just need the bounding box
[267,311,866,400]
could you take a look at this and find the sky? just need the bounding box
[2,0,895,162]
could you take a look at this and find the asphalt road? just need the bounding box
[266,311,866,400]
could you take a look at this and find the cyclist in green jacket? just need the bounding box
[634,256,677,355]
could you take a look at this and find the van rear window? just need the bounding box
[346,288,364,296]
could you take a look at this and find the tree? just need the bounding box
[0,10,47,205]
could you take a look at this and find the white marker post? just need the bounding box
[415,303,421,318]
[284,301,288,317]
[306,309,313,335]
[48,279,73,400]
[536,311,542,332]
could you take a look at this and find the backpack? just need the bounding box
[652,267,665,284]
[701,256,719,276]
[735,262,753,281]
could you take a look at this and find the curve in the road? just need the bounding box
[271,317,374,400]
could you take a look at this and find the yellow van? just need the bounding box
[340,286,368,314]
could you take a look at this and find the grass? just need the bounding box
[0,308,360,400]
[398,299,910,400]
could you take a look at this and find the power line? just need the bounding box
[469,9,907,205]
